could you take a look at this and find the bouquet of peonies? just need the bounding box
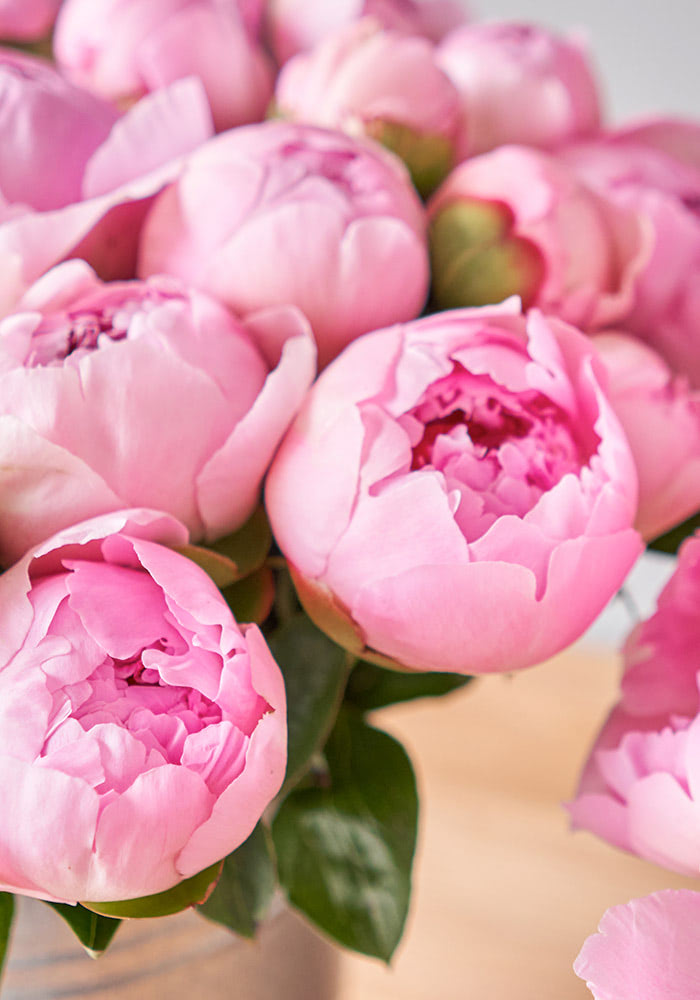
[0,0,698,995]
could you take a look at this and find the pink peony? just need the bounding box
[0,508,286,904]
[0,68,213,312]
[570,535,700,875]
[574,890,700,999]
[427,145,647,330]
[54,0,273,132]
[266,0,467,65]
[274,18,462,195]
[138,121,429,368]
[563,125,700,386]
[436,21,601,158]
[265,302,641,675]
[592,332,700,540]
[0,260,315,565]
[0,0,59,40]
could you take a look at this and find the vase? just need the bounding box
[1,896,339,1000]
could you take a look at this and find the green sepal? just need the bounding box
[47,901,120,957]
[81,861,221,919]
[0,894,13,979]
[176,507,272,588]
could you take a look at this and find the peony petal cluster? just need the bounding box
[0,509,286,904]
[436,21,601,159]
[574,890,700,999]
[54,0,274,132]
[427,145,647,330]
[570,534,700,875]
[0,260,315,565]
[138,120,429,368]
[266,302,641,675]
[592,331,700,541]
[274,17,462,195]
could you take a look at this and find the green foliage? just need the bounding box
[345,659,472,711]
[198,823,276,938]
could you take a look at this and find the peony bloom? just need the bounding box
[138,121,429,368]
[570,535,700,875]
[265,302,641,674]
[0,63,213,312]
[563,124,700,386]
[592,332,700,540]
[0,0,60,40]
[436,21,601,159]
[274,18,462,196]
[574,890,700,999]
[0,509,286,904]
[427,145,647,330]
[54,0,273,133]
[266,0,467,65]
[0,260,315,565]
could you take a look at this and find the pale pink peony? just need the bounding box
[570,535,700,876]
[427,145,647,330]
[574,890,700,999]
[265,302,641,675]
[592,332,700,540]
[0,260,315,565]
[436,21,601,159]
[55,0,273,132]
[138,121,429,368]
[266,0,467,65]
[0,67,213,313]
[274,18,462,194]
[563,125,700,386]
[0,508,286,904]
[0,0,60,39]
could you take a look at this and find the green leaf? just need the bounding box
[272,711,418,961]
[0,894,13,978]
[345,659,473,711]
[221,566,274,624]
[81,862,221,919]
[268,615,350,793]
[197,823,276,938]
[175,507,272,588]
[648,512,700,555]
[47,902,120,957]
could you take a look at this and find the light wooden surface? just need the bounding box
[336,642,698,1000]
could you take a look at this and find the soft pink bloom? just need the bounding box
[55,0,273,132]
[575,890,700,999]
[0,73,213,313]
[0,260,315,565]
[0,0,60,39]
[265,302,641,675]
[275,18,462,194]
[592,332,700,540]
[138,121,429,368]
[436,21,601,159]
[427,146,647,330]
[0,508,286,904]
[266,0,467,65]
[563,127,700,386]
[570,535,700,875]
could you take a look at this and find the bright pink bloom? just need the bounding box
[265,302,641,674]
[275,18,462,194]
[55,0,273,132]
[570,535,700,875]
[564,125,700,386]
[592,332,700,540]
[0,261,315,565]
[427,146,647,330]
[575,890,700,999]
[266,0,467,65]
[0,70,213,313]
[0,0,60,39]
[0,508,286,904]
[138,121,429,368]
[436,21,601,158]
